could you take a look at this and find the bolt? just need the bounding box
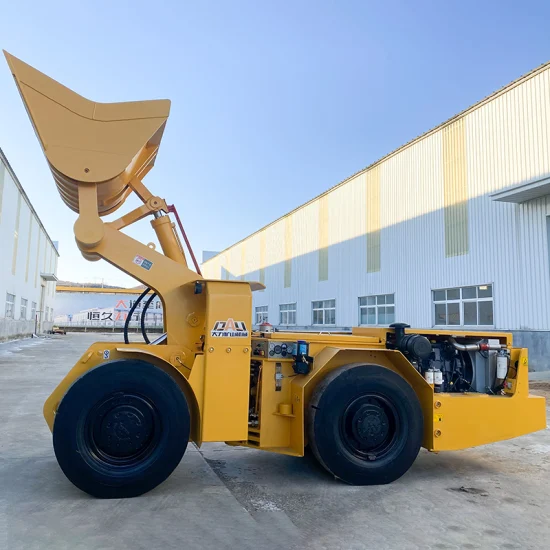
[226,347,232,353]
[84,168,90,173]
[434,429,442,437]
[208,347,214,353]
[434,401,442,409]
[243,348,249,353]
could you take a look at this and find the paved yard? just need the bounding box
[0,333,549,549]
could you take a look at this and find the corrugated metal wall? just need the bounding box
[0,151,58,338]
[443,119,469,257]
[202,64,550,331]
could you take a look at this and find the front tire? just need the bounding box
[53,359,190,498]
[308,364,423,485]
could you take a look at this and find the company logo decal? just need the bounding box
[211,318,249,338]
[133,255,153,270]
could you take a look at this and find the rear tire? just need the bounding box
[307,364,423,485]
[53,359,190,498]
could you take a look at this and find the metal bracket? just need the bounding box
[275,362,283,391]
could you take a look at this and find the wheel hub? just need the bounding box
[352,404,390,449]
[91,394,157,460]
[341,394,398,459]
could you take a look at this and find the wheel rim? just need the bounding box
[340,393,399,461]
[84,392,162,466]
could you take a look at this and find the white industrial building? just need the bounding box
[0,148,58,340]
[202,61,550,371]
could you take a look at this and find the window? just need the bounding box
[255,306,268,324]
[433,285,493,327]
[31,302,37,320]
[20,298,28,320]
[5,293,15,318]
[312,299,336,325]
[359,294,395,325]
[45,307,49,322]
[279,303,296,325]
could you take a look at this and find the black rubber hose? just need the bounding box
[124,287,150,344]
[140,292,157,345]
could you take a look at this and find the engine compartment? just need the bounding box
[386,323,510,394]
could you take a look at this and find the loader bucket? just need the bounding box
[3,51,170,216]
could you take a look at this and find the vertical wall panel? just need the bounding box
[366,166,381,272]
[221,253,228,280]
[25,214,33,282]
[318,195,329,281]
[228,247,240,280]
[243,238,256,281]
[0,162,4,224]
[240,244,246,281]
[284,216,292,288]
[49,242,54,271]
[259,232,266,286]
[11,193,21,275]
[35,230,41,287]
[43,234,48,273]
[291,200,319,324]
[443,119,469,257]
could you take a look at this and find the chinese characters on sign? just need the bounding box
[59,296,165,327]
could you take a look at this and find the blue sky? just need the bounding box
[1,0,549,287]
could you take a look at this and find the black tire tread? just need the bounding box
[53,359,190,498]
[307,364,423,485]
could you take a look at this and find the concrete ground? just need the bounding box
[1,333,549,550]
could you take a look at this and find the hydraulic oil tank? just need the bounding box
[4,51,170,216]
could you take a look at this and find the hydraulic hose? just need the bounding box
[140,292,157,345]
[124,287,150,344]
[167,204,202,275]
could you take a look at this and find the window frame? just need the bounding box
[312,299,336,326]
[358,294,395,326]
[5,293,15,319]
[279,303,297,326]
[432,284,494,328]
[254,305,269,325]
[20,298,28,320]
[31,302,37,321]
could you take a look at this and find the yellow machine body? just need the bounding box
[6,51,545,468]
[43,327,546,457]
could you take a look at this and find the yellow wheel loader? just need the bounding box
[4,52,546,498]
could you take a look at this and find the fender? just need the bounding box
[288,347,433,456]
[44,342,204,444]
